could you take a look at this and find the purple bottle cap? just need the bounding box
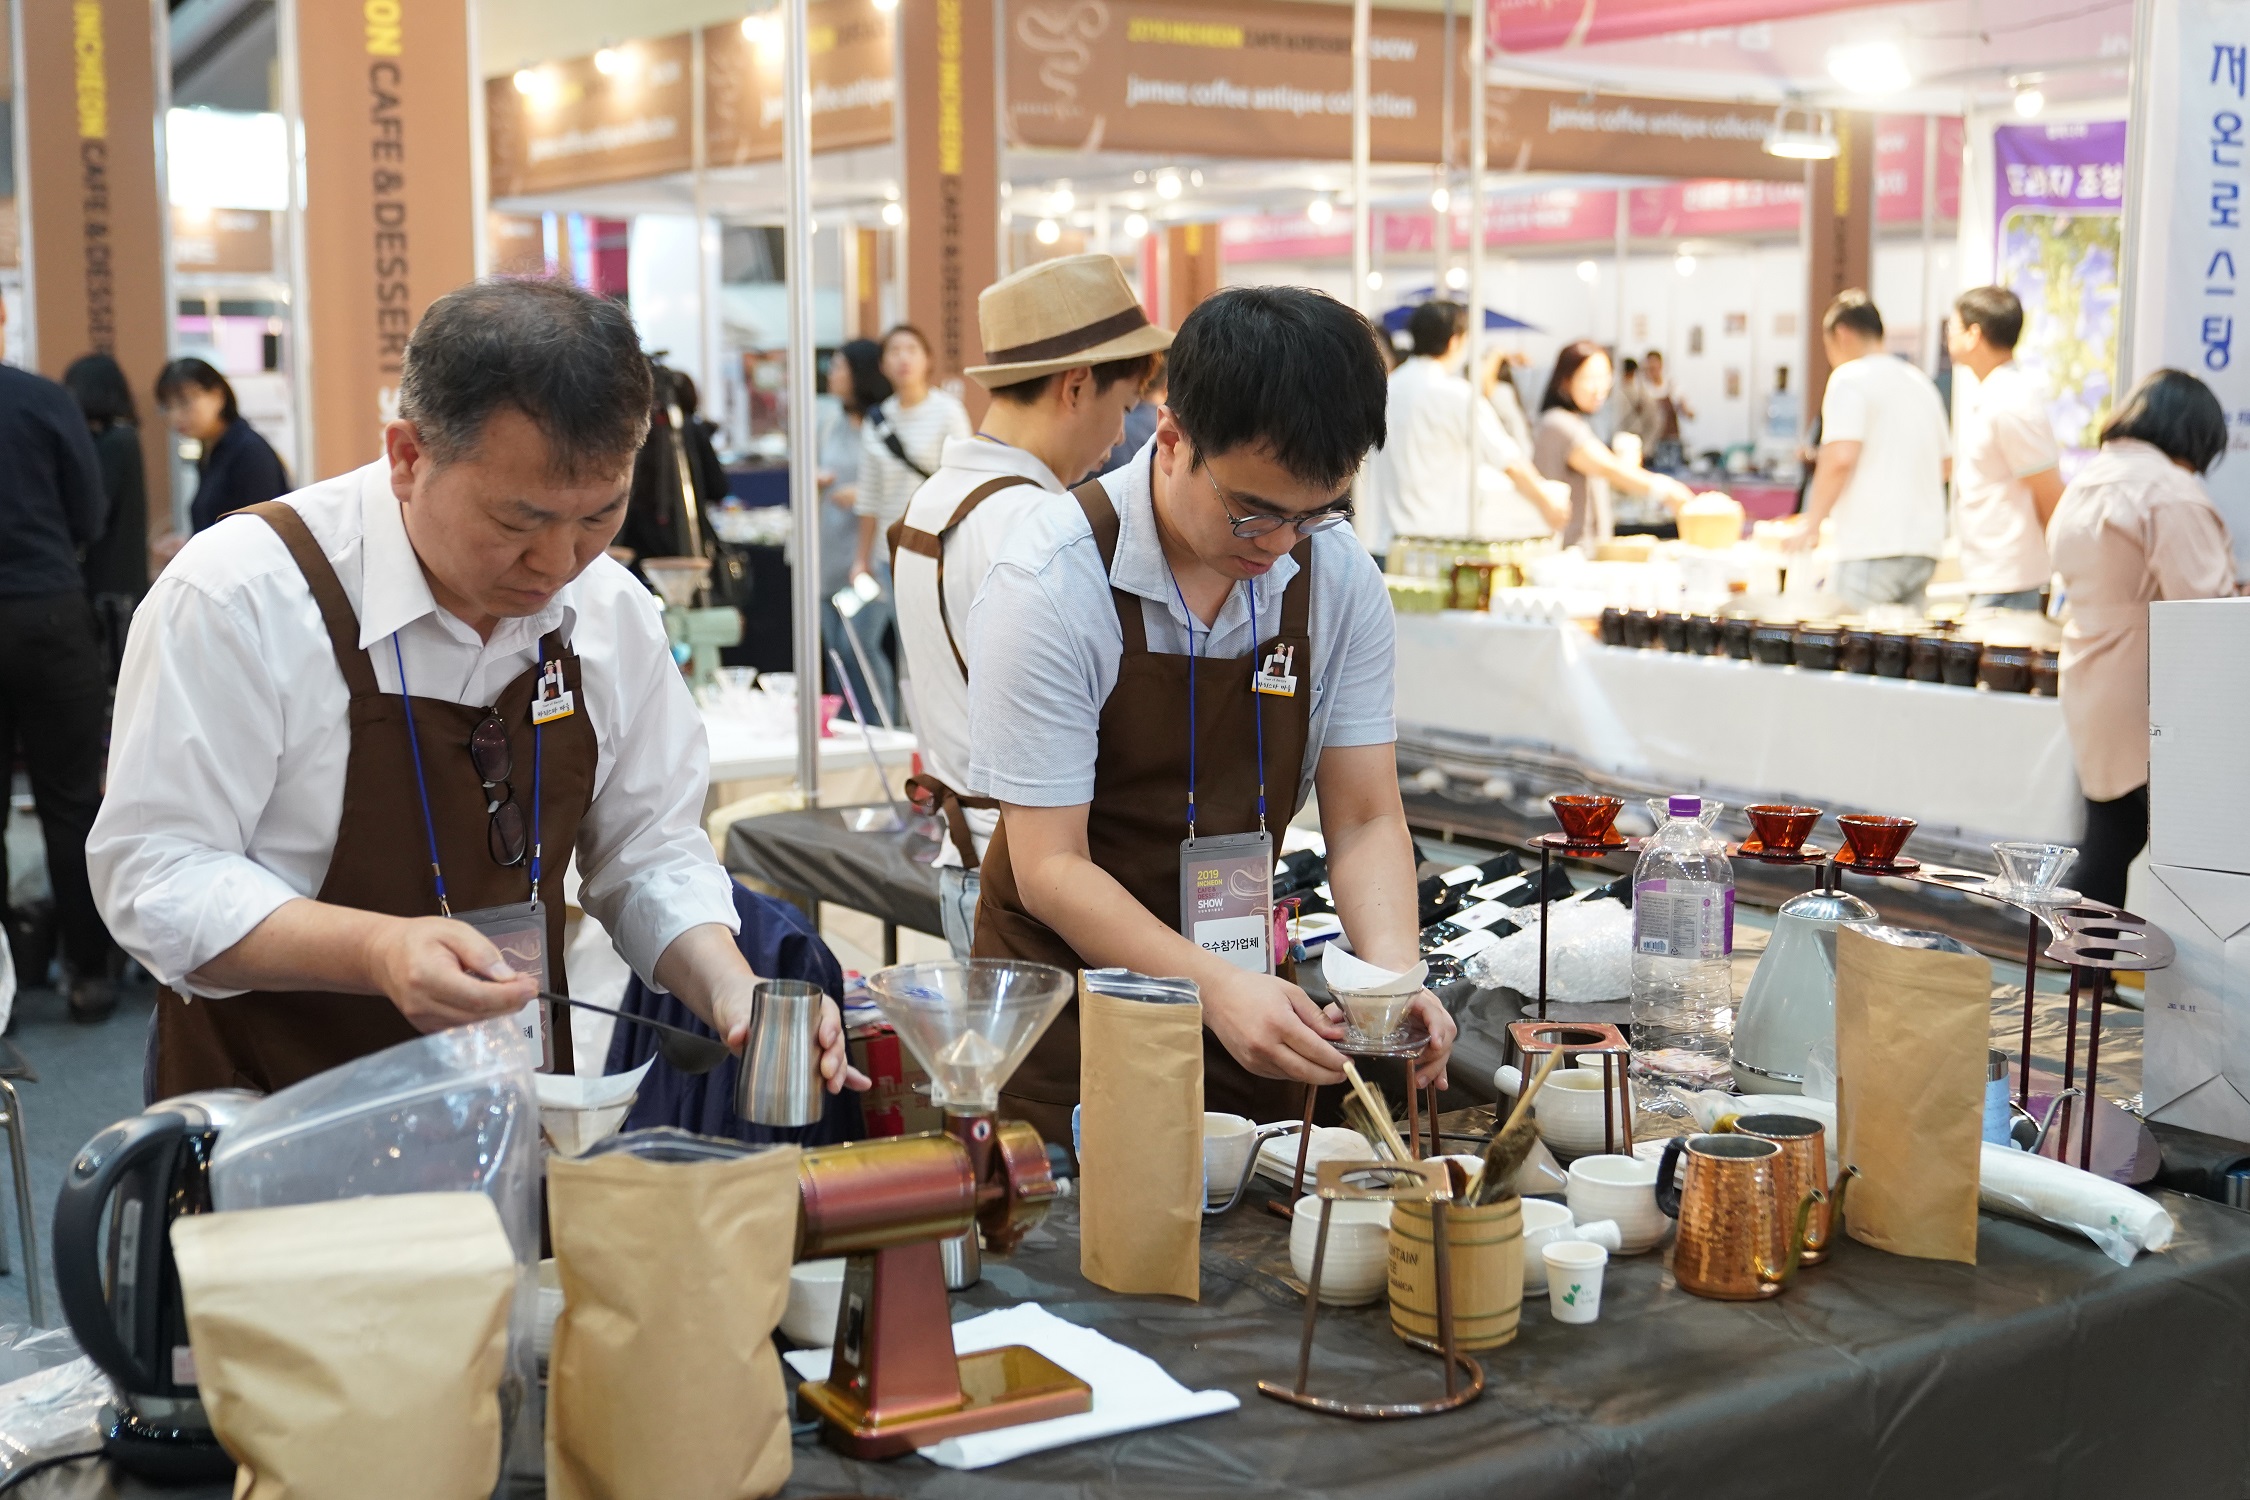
[1668,796,1702,817]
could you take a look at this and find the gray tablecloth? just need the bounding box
[724,807,946,937]
[775,1188,2250,1499]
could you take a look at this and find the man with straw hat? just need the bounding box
[889,254,1172,955]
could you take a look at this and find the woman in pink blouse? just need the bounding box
[2048,369,2241,905]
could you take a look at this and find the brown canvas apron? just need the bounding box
[887,474,1039,869]
[154,501,599,1097]
[973,478,1314,1145]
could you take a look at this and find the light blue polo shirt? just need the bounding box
[964,439,1397,811]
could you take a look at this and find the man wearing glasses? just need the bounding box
[88,278,863,1100]
[963,286,1455,1143]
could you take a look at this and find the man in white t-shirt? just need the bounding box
[1947,285,2064,610]
[888,255,1172,954]
[1365,300,1566,552]
[1785,290,1953,610]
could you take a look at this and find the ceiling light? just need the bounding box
[2014,86,2045,118]
[1035,218,1061,245]
[1307,196,1334,225]
[1051,184,1075,213]
[1366,270,1384,291]
[1156,172,1183,200]
[870,0,898,12]
[1575,260,1598,284]
[1826,41,1911,95]
[1122,212,1150,239]
[512,68,540,95]
[1430,186,1450,213]
[1444,265,1468,290]
[1765,103,1839,160]
[1675,252,1697,277]
[1190,169,1205,187]
[741,13,778,48]
[880,201,903,226]
[593,47,623,76]
[1133,170,1147,184]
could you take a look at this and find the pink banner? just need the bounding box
[1491,0,1890,53]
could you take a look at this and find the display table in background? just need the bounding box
[1396,614,2081,849]
[723,807,946,960]
[700,702,915,806]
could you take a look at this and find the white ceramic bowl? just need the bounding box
[1519,1199,1577,1292]
[1532,1068,1625,1161]
[782,1258,847,1346]
[1204,1113,1256,1203]
[1289,1196,1393,1305]
[1566,1153,1669,1254]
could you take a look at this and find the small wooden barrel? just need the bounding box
[1387,1196,1523,1351]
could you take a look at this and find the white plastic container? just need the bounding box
[1630,796,1736,1090]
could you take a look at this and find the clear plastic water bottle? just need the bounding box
[1630,796,1737,1089]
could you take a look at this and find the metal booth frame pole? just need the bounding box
[1465,0,1487,538]
[783,0,822,804]
[1351,0,1372,314]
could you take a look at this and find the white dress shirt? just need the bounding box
[1953,361,2061,594]
[87,460,738,998]
[1365,356,1549,546]
[893,435,1069,868]
[1819,353,1953,562]
[966,440,1397,812]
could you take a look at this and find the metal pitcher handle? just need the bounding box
[1756,1189,1823,1288]
[1805,1163,1859,1253]
[1655,1136,1688,1219]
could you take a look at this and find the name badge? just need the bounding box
[1179,831,1275,975]
[532,658,575,724]
[1253,642,1298,698]
[454,898,553,1070]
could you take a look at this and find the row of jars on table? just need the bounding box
[1595,608,2059,695]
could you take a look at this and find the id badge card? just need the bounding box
[1179,831,1275,975]
[456,898,553,1070]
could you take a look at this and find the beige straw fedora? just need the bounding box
[964,253,1174,389]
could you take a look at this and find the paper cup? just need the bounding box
[1543,1240,1608,1324]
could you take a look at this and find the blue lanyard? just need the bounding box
[1163,571,1268,840]
[392,634,543,918]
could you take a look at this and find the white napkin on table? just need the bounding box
[782,1303,1237,1469]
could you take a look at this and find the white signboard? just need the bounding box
[2129,0,2250,573]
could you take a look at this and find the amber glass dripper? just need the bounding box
[1744,804,1820,854]
[1548,794,1624,847]
[1836,814,1916,866]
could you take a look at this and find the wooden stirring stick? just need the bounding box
[1340,1059,1412,1163]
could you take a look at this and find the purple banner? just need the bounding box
[1996,121,2127,218]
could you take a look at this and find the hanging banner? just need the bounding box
[901,0,1000,408]
[1006,0,1465,161]
[20,0,171,526]
[1490,0,1881,54]
[2128,0,2250,568]
[486,35,694,199]
[292,0,477,479]
[1804,110,1876,416]
[1485,88,1804,182]
[704,0,895,166]
[1994,120,2126,479]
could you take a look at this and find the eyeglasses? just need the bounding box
[468,714,528,868]
[1201,464,1354,539]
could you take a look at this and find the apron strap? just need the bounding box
[906,772,998,870]
[890,476,1043,676]
[246,500,381,700]
[1070,478,1149,654]
[1279,535,1314,637]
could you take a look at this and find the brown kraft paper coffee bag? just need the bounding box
[1078,971,1204,1299]
[546,1141,802,1500]
[170,1192,517,1500]
[1833,924,1990,1264]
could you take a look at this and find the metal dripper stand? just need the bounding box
[640,555,742,698]
[793,960,1087,1457]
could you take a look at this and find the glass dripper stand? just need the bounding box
[862,960,1075,1115]
[1991,841,2080,904]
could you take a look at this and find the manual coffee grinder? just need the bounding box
[794,959,1086,1457]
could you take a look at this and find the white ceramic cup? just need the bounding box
[782,1258,847,1346]
[1289,1195,1394,1305]
[1544,1240,1608,1324]
[1566,1153,1670,1254]
[1519,1199,1577,1291]
[1203,1113,1256,1204]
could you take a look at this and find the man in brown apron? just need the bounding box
[961,287,1457,1146]
[87,279,863,1101]
[888,255,1172,955]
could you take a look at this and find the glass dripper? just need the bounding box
[863,961,1075,1114]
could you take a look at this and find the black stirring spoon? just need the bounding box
[540,993,732,1076]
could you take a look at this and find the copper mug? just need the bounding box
[1654,1134,1821,1301]
[1718,1114,1852,1266]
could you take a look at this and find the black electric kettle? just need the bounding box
[52,1090,260,1483]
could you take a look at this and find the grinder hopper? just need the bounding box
[796,960,1084,1457]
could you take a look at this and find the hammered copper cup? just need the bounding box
[1654,1134,1818,1301]
[1744,804,1819,855]
[1549,794,1624,846]
[1722,1114,1848,1266]
[1836,814,1916,867]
